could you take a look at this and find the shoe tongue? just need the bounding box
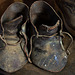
[4,15,23,30]
[4,15,23,34]
[41,20,59,30]
[38,20,59,35]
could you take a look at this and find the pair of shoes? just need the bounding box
[0,1,73,73]
[55,0,75,37]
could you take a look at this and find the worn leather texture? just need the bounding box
[0,2,29,73]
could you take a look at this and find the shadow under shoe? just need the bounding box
[0,2,29,73]
[29,1,73,72]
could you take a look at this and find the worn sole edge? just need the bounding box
[32,60,66,73]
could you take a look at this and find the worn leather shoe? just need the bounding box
[29,1,73,72]
[0,2,29,73]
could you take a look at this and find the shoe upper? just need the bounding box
[30,1,62,36]
[29,1,70,72]
[0,2,29,73]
